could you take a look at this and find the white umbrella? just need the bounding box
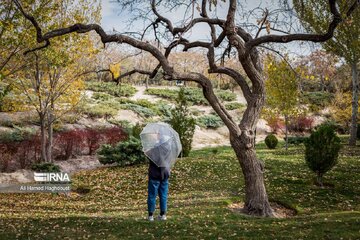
[140,122,182,168]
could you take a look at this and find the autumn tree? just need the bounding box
[13,0,359,216]
[296,50,339,92]
[10,0,100,162]
[265,56,299,150]
[293,0,360,145]
[0,0,27,81]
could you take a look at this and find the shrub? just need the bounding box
[225,102,245,110]
[85,81,137,97]
[263,115,284,134]
[134,99,154,108]
[83,128,104,155]
[288,116,314,133]
[97,136,147,166]
[287,136,307,145]
[55,129,86,160]
[265,134,278,149]
[0,127,35,143]
[216,90,237,101]
[122,103,155,118]
[156,102,173,119]
[92,92,113,101]
[304,124,341,186]
[197,114,224,129]
[145,87,236,105]
[31,162,61,172]
[169,88,196,157]
[0,128,41,170]
[102,126,128,145]
[82,104,117,119]
[145,88,178,101]
[131,123,143,139]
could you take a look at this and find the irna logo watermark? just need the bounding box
[34,172,71,182]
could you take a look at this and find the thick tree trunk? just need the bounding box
[230,133,274,217]
[349,62,359,146]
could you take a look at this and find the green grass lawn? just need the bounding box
[0,140,359,239]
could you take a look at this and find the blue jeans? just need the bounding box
[147,178,169,214]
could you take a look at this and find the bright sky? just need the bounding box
[100,0,316,57]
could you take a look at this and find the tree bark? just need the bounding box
[46,108,54,163]
[349,62,359,146]
[285,114,289,150]
[39,113,48,162]
[230,133,274,217]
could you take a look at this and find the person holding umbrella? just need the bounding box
[140,122,182,221]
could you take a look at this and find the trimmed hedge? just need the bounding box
[265,134,278,149]
[97,136,148,166]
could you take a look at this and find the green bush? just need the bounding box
[145,87,236,105]
[82,104,117,119]
[134,99,154,108]
[304,124,341,186]
[287,136,307,145]
[97,136,148,166]
[155,101,173,119]
[265,134,278,149]
[169,88,196,157]
[225,102,245,110]
[92,92,113,101]
[197,114,224,129]
[145,88,178,100]
[121,103,155,118]
[85,81,137,97]
[131,123,143,139]
[0,127,35,143]
[216,90,237,101]
[31,163,61,172]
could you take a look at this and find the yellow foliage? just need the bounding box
[330,91,360,127]
[110,62,121,79]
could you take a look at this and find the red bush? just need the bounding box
[102,126,128,146]
[0,134,41,171]
[289,116,314,133]
[266,117,285,134]
[0,143,11,172]
[82,128,103,155]
[17,134,41,168]
[0,126,127,172]
[54,129,86,160]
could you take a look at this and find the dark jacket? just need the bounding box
[148,160,170,181]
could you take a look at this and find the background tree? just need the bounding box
[330,91,360,132]
[264,56,299,150]
[169,88,196,157]
[296,50,339,92]
[293,0,360,145]
[13,0,359,216]
[9,0,100,162]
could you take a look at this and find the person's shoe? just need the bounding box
[148,216,154,221]
[158,215,167,221]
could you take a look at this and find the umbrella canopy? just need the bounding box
[140,122,182,168]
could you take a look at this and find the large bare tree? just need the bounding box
[13,0,359,216]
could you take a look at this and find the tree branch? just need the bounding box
[244,0,358,55]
